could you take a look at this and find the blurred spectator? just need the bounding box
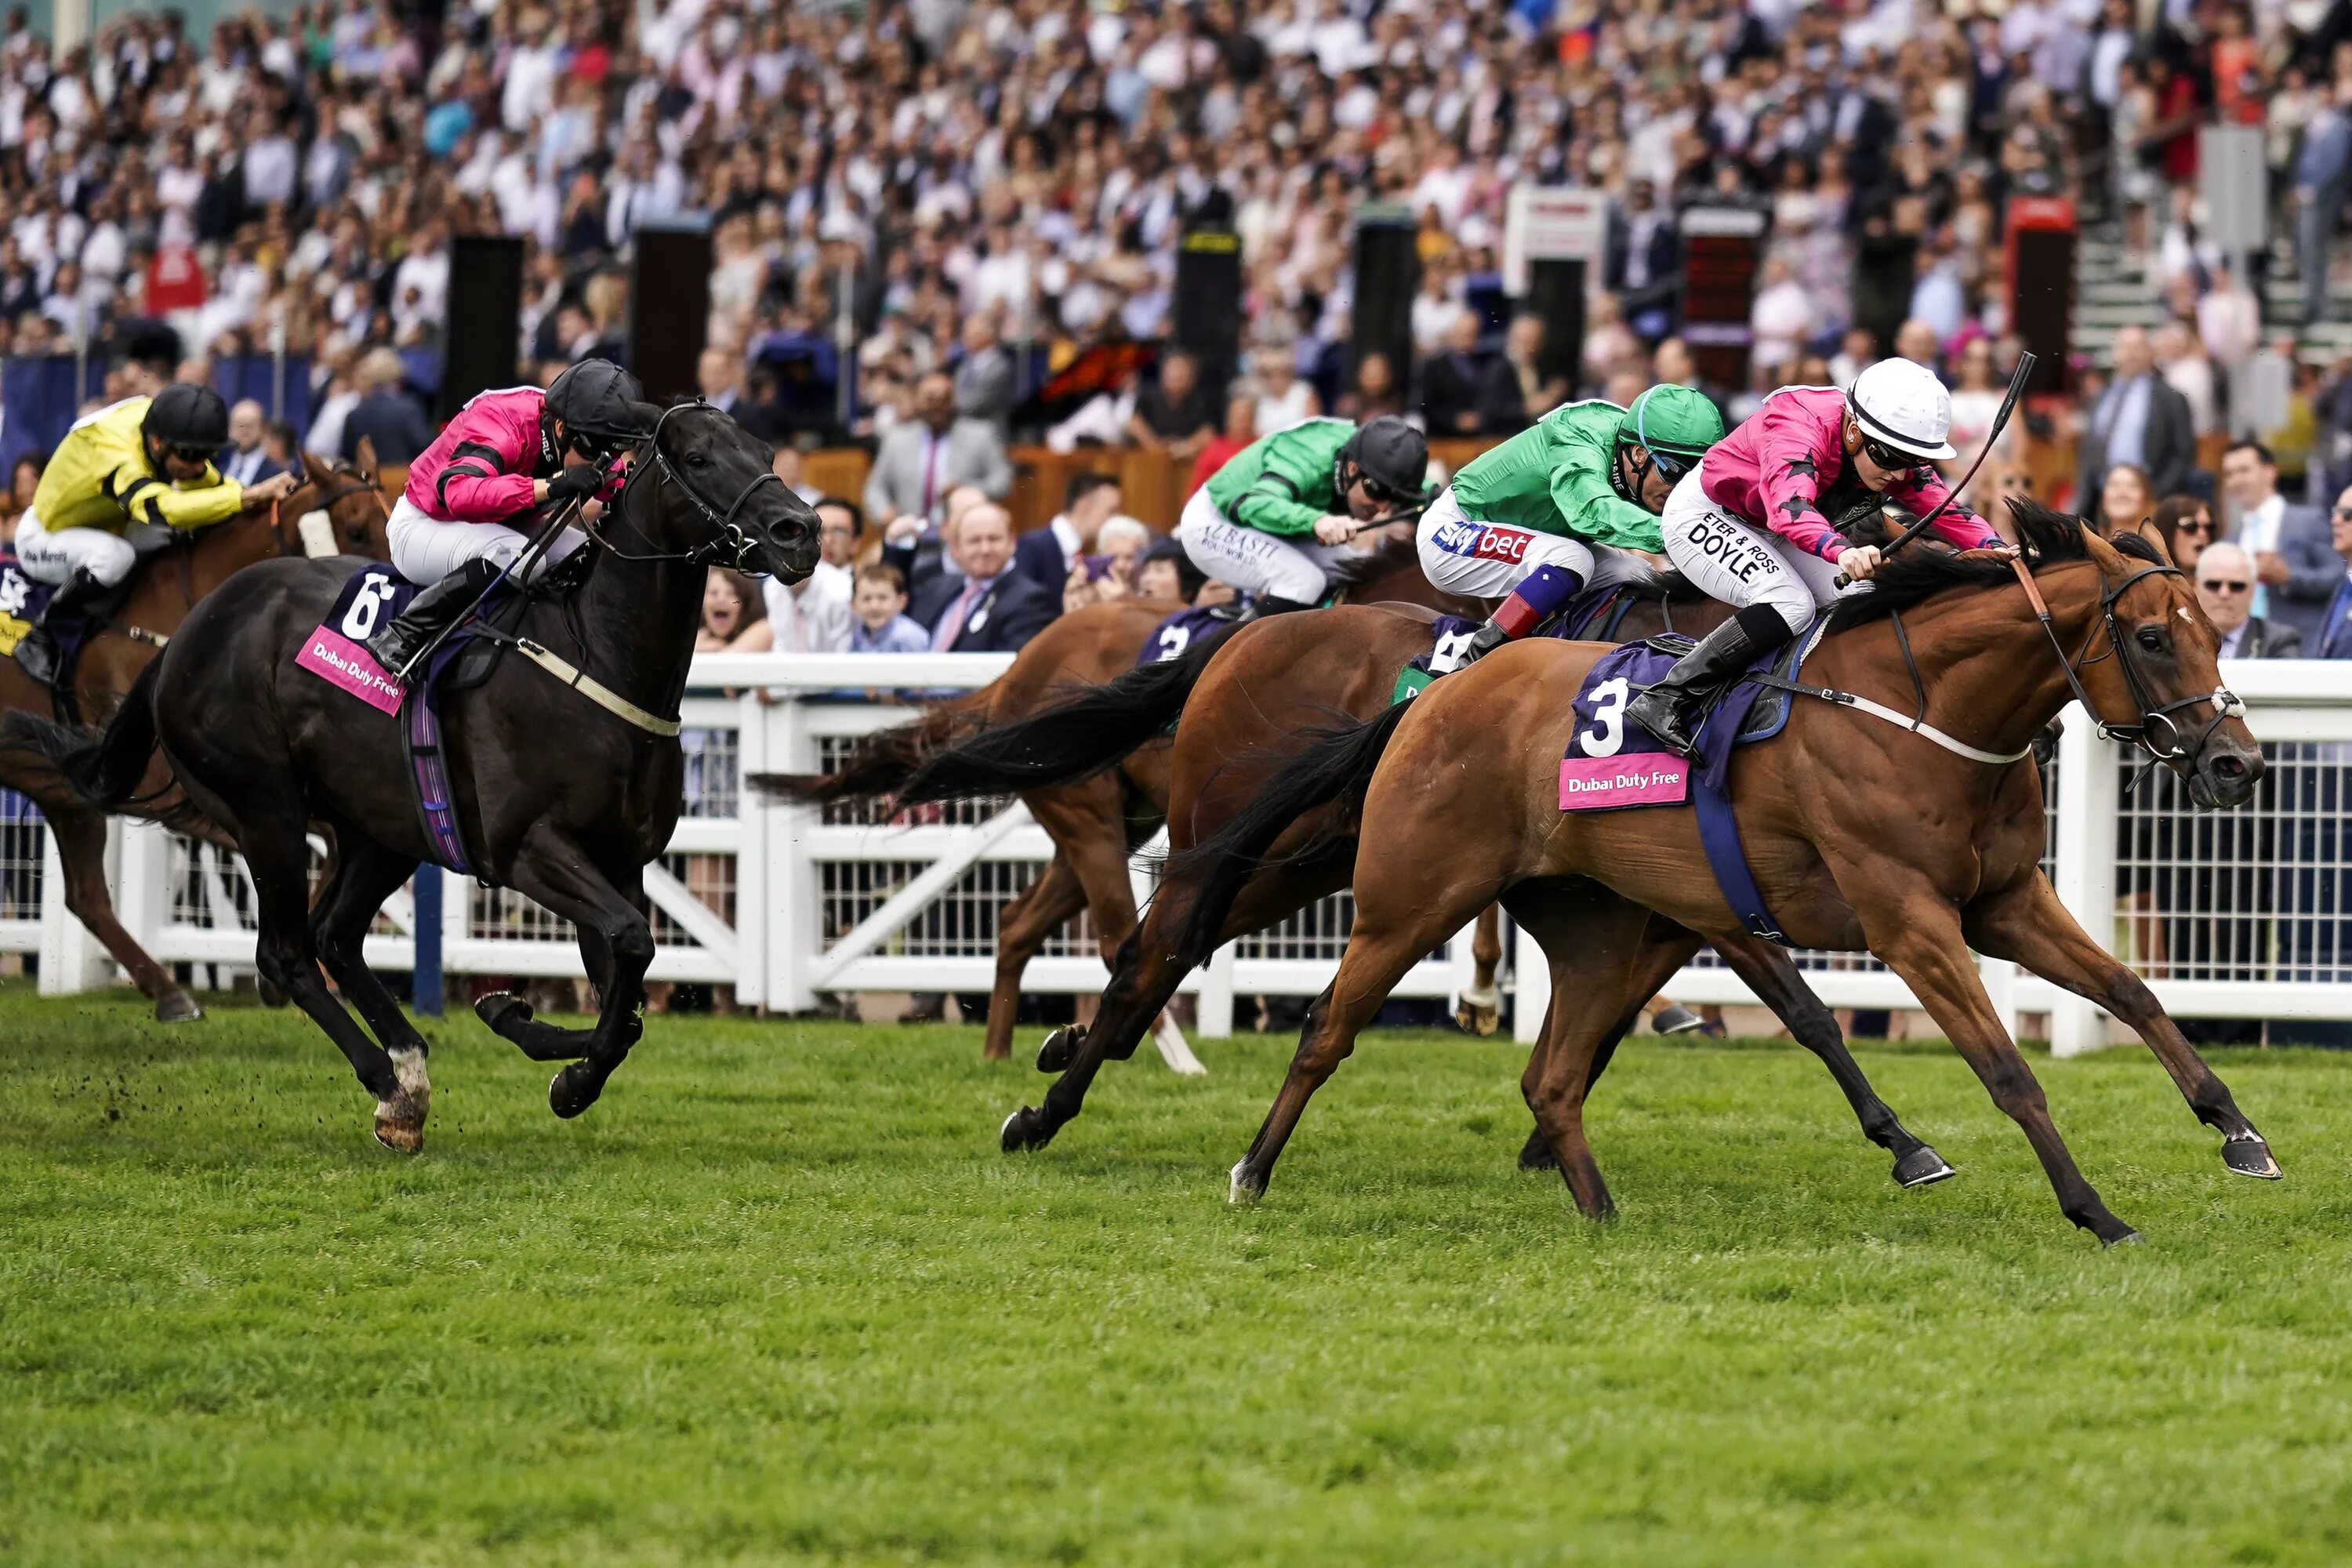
[1946,339,2015,473]
[2196,543,2303,658]
[912,503,1054,654]
[2155,322,2221,440]
[2198,263,2262,401]
[1604,180,1679,342]
[220,399,284,485]
[265,423,302,474]
[695,568,771,653]
[2153,494,2216,572]
[850,563,931,655]
[2082,327,2194,501]
[2296,78,2352,328]
[2099,463,2154,535]
[773,448,824,508]
[1749,259,1816,375]
[1893,320,1942,376]
[2220,440,2337,644]
[1341,353,1408,423]
[0,452,42,550]
[1582,296,1641,390]
[1501,316,1568,430]
[339,349,434,467]
[953,314,1014,434]
[1126,351,1215,463]
[1829,328,1878,392]
[2314,489,2352,659]
[1252,347,1319,434]
[865,372,1011,534]
[1190,394,1258,494]
[699,348,748,419]
[1420,314,1515,437]
[1017,471,1123,599]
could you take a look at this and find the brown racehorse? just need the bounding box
[977,597,1951,1190]
[1181,502,2270,1245]
[0,458,392,1019]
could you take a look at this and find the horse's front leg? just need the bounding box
[499,822,655,1118]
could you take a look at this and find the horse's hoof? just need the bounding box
[2222,1134,2281,1180]
[1228,1160,1266,1205]
[1454,1000,1501,1036]
[1036,1024,1084,1074]
[548,1062,602,1119]
[372,1115,425,1154]
[1893,1145,1957,1188]
[2103,1229,2145,1249]
[1518,1131,1560,1172]
[477,991,533,1036]
[1000,1106,1053,1152]
[1651,1003,1704,1035]
[154,989,205,1024]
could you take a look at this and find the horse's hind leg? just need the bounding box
[309,834,433,1149]
[1964,871,2278,1180]
[1710,931,1953,1188]
[1455,904,1504,1036]
[499,824,655,1118]
[982,851,1086,1063]
[44,800,201,1022]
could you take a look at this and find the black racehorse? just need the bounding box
[7,401,818,1151]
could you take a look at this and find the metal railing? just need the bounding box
[5,655,2351,1057]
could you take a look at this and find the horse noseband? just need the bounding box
[588,401,788,571]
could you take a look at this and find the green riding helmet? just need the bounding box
[1610,384,1726,510]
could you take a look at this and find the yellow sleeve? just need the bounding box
[107,459,242,532]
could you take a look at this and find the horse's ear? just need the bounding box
[354,434,379,474]
[2079,521,2129,574]
[299,451,333,486]
[2123,514,2172,564]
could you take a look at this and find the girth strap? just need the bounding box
[1744,671,2034,765]
[503,633,683,736]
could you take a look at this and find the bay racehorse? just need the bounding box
[8,403,817,1149]
[1178,502,2270,1244]
[957,597,1950,1189]
[757,546,1749,1061]
[0,457,392,1020]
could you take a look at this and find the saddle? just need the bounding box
[5,524,189,720]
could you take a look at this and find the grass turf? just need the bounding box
[3,987,2351,1566]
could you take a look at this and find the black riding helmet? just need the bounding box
[141,381,229,465]
[1335,416,1428,508]
[545,359,647,463]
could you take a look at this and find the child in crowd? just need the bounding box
[850,562,931,653]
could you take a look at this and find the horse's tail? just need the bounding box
[1163,700,1412,967]
[745,697,985,808]
[890,630,1225,806]
[0,657,164,809]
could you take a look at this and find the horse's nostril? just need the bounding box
[2215,757,2247,779]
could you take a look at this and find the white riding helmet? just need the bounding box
[1848,358,1957,462]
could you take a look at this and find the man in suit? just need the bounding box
[2220,439,2338,644]
[953,314,1015,434]
[1015,470,1123,599]
[863,370,1012,533]
[217,398,286,485]
[1418,313,1520,437]
[911,503,1057,654]
[2195,543,2303,657]
[2080,325,2196,501]
[1603,180,1682,343]
[339,348,435,467]
[2314,489,2352,659]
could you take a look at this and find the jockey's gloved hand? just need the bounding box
[545,465,607,508]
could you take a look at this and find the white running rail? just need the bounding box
[5,655,2350,1056]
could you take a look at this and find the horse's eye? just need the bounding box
[688,452,710,468]
[2136,627,2166,652]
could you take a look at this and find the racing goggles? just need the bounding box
[162,442,220,465]
[1859,436,1928,476]
[568,429,633,465]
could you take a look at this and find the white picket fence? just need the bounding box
[5,653,2352,1057]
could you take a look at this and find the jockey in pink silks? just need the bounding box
[365,358,643,677]
[1625,358,2007,755]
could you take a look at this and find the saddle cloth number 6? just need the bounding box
[1575,676,1629,758]
[341,571,396,641]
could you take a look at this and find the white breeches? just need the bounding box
[1174,485,1352,604]
[388,495,586,585]
[1414,485,1599,601]
[13,510,136,586]
[1657,464,1853,636]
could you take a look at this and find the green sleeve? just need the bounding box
[1545,450,1657,546]
[1229,425,1341,536]
[111,458,242,532]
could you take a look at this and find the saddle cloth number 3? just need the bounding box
[1576,676,1629,758]
[340,571,396,641]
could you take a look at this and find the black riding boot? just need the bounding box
[1624,606,1791,758]
[365,557,504,680]
[1208,593,1316,626]
[13,568,108,686]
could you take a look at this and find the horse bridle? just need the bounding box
[2011,554,2246,771]
[581,401,780,571]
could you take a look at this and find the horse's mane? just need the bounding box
[1824,498,2165,631]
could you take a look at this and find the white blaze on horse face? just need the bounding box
[298,510,336,557]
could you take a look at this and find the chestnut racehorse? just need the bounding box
[0,458,391,1019]
[1182,502,2271,1244]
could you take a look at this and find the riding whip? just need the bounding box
[1835,350,2038,588]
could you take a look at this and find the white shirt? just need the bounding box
[223,445,270,485]
[761,560,852,653]
[2238,492,2285,616]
